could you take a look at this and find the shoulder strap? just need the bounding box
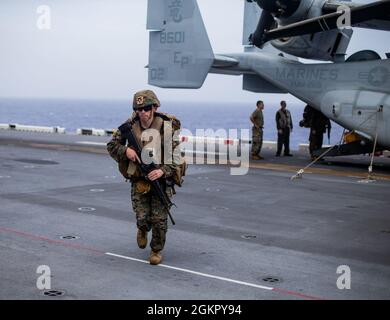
[155,112,171,122]
[155,112,181,131]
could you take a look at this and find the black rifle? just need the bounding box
[118,122,176,225]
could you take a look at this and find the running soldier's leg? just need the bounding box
[149,188,171,252]
[131,186,152,232]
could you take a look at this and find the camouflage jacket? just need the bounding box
[106,113,181,181]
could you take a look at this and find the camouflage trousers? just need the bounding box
[131,184,173,252]
[251,127,263,156]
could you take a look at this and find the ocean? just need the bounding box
[0,98,344,150]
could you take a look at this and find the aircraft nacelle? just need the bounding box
[270,29,352,61]
[249,0,356,61]
[267,0,352,61]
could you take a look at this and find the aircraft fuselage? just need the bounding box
[225,52,390,147]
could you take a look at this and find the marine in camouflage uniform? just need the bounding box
[107,90,180,265]
[301,105,331,160]
[250,100,265,160]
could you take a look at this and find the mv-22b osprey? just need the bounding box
[146,0,390,156]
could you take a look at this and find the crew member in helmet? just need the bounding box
[107,90,181,265]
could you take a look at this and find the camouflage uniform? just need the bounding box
[250,108,264,156]
[107,90,179,256]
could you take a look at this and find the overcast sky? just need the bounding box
[0,0,389,104]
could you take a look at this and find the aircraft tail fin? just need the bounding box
[147,0,214,88]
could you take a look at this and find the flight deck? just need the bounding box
[1,130,389,300]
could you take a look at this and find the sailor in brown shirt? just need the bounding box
[250,100,265,160]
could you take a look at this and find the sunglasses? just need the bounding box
[136,105,153,112]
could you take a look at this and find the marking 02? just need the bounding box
[150,68,165,80]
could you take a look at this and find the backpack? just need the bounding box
[155,112,187,187]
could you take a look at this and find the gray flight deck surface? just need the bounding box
[0,130,390,300]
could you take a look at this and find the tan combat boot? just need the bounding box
[251,154,264,160]
[149,250,162,265]
[137,229,147,249]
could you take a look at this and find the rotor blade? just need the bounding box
[263,0,390,42]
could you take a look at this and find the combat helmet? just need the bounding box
[132,90,160,110]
